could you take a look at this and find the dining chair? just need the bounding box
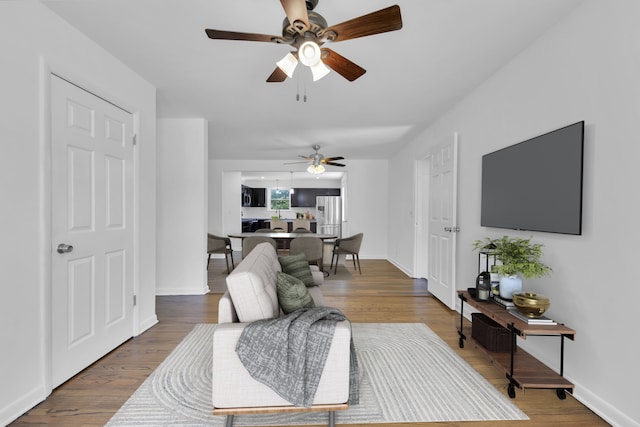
[270,220,288,231]
[330,233,364,275]
[242,236,277,258]
[292,219,311,231]
[290,237,324,271]
[293,227,312,233]
[207,234,235,274]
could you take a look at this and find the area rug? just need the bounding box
[106,323,528,426]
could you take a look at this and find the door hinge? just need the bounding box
[133,295,137,306]
[132,134,137,146]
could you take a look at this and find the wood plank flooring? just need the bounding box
[11,256,609,426]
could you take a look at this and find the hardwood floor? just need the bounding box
[11,256,609,426]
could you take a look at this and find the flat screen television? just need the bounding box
[481,121,584,235]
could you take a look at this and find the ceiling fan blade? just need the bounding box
[267,67,288,83]
[205,29,280,43]
[321,48,366,81]
[283,161,310,164]
[280,0,310,33]
[298,155,313,160]
[322,156,345,162]
[321,5,402,42]
[325,162,346,167]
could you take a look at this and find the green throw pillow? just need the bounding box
[276,272,315,314]
[278,253,315,287]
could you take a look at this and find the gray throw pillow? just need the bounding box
[278,253,315,287]
[276,272,315,314]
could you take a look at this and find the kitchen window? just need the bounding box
[269,188,291,211]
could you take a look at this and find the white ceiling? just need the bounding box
[42,0,582,179]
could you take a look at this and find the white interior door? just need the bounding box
[414,159,430,280]
[427,135,459,309]
[51,75,134,387]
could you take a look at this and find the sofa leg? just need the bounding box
[328,411,335,427]
[225,415,234,427]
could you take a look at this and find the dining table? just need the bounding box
[228,232,338,276]
[227,232,337,241]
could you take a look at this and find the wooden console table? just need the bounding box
[457,290,576,399]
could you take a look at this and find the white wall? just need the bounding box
[0,3,157,425]
[388,1,639,426]
[208,159,388,259]
[157,119,209,295]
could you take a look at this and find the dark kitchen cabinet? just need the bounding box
[241,186,266,207]
[291,188,340,207]
[251,188,266,207]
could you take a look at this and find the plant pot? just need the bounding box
[499,275,522,300]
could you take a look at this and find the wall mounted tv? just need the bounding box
[481,121,584,235]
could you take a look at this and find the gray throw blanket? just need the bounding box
[236,306,359,408]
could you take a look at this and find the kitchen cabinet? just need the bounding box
[251,188,266,207]
[291,188,340,207]
[241,218,269,232]
[241,219,255,232]
[240,186,266,207]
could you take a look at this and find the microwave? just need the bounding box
[243,191,252,206]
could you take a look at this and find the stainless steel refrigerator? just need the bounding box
[315,196,342,238]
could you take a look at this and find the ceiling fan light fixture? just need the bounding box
[298,41,321,66]
[310,60,330,81]
[276,52,298,78]
[307,164,325,174]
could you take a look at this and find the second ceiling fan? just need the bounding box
[205,0,402,82]
[286,144,345,174]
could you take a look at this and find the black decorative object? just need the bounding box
[475,272,491,301]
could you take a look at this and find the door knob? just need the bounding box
[57,243,74,254]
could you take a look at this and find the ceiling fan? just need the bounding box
[286,144,346,174]
[205,0,402,82]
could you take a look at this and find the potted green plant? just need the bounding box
[472,236,552,299]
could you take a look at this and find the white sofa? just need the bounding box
[212,242,352,426]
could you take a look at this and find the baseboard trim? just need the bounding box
[155,286,209,296]
[1,384,48,427]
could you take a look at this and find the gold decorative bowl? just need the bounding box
[512,292,550,318]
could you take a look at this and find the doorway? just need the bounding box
[50,74,135,387]
[414,133,459,310]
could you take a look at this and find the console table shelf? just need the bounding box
[457,291,575,399]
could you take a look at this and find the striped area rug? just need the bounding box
[106,323,528,426]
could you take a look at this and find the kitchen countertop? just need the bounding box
[241,218,316,222]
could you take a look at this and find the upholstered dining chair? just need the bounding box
[207,234,235,274]
[267,220,288,249]
[330,233,364,275]
[290,237,324,271]
[270,219,288,231]
[293,227,312,233]
[242,236,277,258]
[292,219,311,231]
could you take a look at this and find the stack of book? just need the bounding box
[507,308,557,325]
[491,294,515,309]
